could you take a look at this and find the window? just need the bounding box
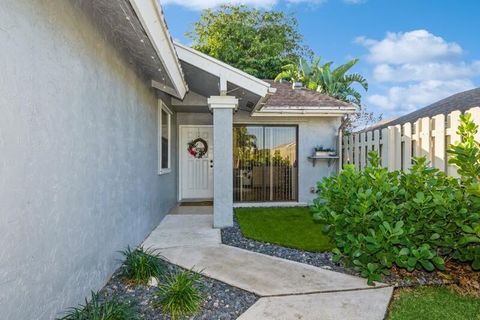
[158,100,172,174]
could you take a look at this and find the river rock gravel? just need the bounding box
[221,219,353,275]
[100,261,257,320]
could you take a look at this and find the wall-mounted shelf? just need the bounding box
[308,155,339,167]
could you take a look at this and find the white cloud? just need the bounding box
[358,29,478,115]
[373,61,480,82]
[160,0,278,10]
[367,80,475,113]
[356,30,462,65]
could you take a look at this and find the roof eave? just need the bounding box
[129,0,188,99]
[174,42,273,98]
[251,107,357,117]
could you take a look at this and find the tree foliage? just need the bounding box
[186,5,312,79]
[275,57,379,130]
[275,57,368,105]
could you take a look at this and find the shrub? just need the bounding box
[155,270,203,319]
[57,291,139,320]
[119,246,166,285]
[312,150,480,284]
[448,112,480,269]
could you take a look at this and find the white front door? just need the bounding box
[180,126,214,200]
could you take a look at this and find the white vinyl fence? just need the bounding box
[342,106,480,176]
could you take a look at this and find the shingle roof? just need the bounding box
[262,80,354,111]
[371,88,480,130]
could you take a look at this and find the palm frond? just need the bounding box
[344,73,369,91]
[332,58,359,79]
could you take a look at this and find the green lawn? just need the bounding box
[235,207,332,252]
[388,286,480,320]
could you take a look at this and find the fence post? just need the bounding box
[394,125,402,170]
[381,126,396,170]
[420,117,432,162]
[448,110,461,177]
[348,134,354,165]
[373,129,380,155]
[343,135,349,165]
[360,132,366,170]
[366,130,373,165]
[354,133,361,170]
[433,114,446,172]
[413,119,421,157]
[403,122,412,171]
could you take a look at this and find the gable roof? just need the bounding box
[370,88,480,130]
[174,42,274,98]
[254,80,356,116]
[129,0,188,98]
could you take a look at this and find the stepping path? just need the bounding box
[143,213,394,319]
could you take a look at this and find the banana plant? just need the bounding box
[275,57,368,106]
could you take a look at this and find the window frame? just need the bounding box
[158,100,172,175]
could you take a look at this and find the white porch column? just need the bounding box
[208,95,238,228]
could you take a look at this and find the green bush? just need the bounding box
[155,270,203,319]
[119,246,166,285]
[57,291,139,320]
[448,113,480,269]
[312,147,480,283]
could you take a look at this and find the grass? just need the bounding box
[235,207,332,252]
[388,286,480,320]
[57,291,139,320]
[155,270,204,320]
[119,246,166,285]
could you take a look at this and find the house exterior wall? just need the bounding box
[0,1,177,319]
[175,111,341,204]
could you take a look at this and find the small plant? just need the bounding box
[155,270,203,319]
[57,291,139,320]
[314,145,335,152]
[119,246,166,285]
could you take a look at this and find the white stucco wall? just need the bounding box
[0,1,177,319]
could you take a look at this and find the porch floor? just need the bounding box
[143,213,393,319]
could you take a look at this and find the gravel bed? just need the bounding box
[100,261,257,320]
[221,219,452,288]
[221,219,353,275]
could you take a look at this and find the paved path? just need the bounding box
[143,213,393,320]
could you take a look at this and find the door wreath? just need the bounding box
[187,138,208,159]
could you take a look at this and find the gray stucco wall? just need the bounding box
[0,1,177,319]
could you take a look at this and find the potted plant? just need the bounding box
[314,146,336,157]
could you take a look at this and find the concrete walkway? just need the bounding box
[143,212,393,320]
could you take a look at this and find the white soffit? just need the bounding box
[129,0,188,99]
[174,42,275,98]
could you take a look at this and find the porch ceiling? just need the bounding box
[75,0,187,98]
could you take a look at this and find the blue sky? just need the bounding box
[161,0,480,119]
